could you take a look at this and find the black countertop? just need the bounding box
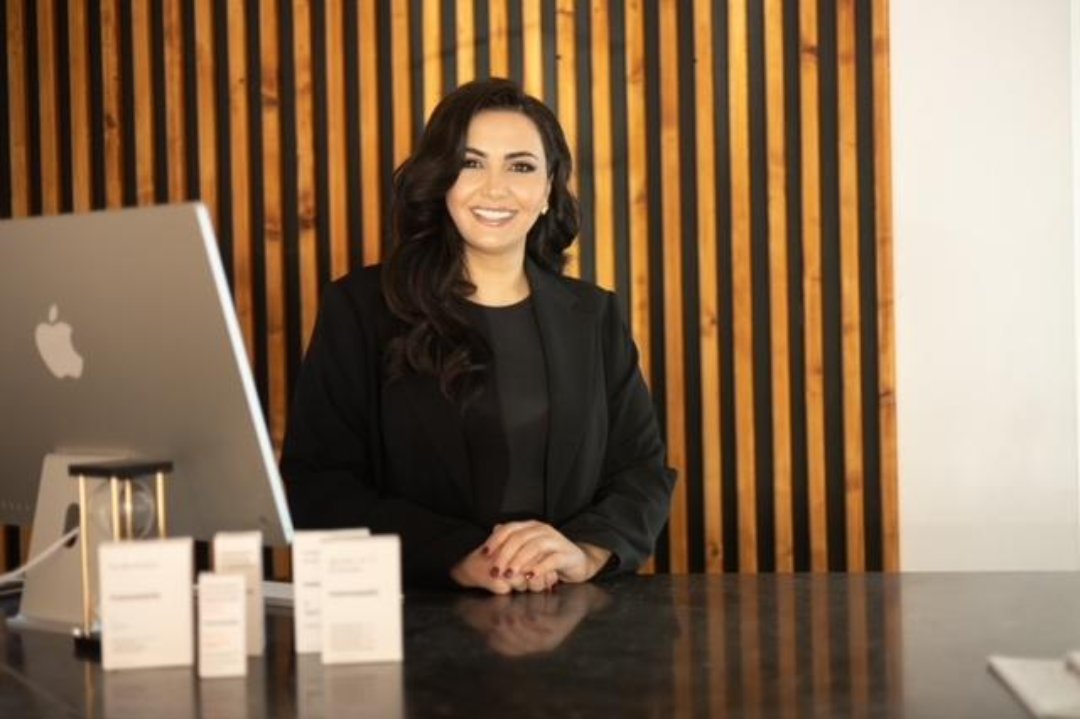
[2,573,1079,717]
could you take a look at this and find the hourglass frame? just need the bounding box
[68,458,173,649]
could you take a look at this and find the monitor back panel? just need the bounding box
[0,204,292,544]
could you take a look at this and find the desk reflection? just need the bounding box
[454,583,611,657]
[0,575,920,717]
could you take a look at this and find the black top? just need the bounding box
[465,297,549,521]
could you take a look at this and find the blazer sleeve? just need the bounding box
[280,279,488,587]
[559,292,676,573]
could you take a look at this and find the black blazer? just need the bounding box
[280,262,674,587]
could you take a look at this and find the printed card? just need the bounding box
[99,537,194,671]
[320,534,402,664]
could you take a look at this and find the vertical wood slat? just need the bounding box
[194,0,217,227]
[590,0,614,292]
[227,0,255,361]
[837,0,865,571]
[421,1,441,120]
[69,0,92,212]
[2,0,899,577]
[800,0,829,572]
[294,0,318,348]
[7,0,29,216]
[659,0,688,574]
[693,0,723,573]
[625,0,655,576]
[326,0,349,279]
[873,0,898,572]
[391,2,412,167]
[522,1,543,99]
[457,0,475,84]
[36,0,59,213]
[729,0,758,572]
[260,0,288,447]
[101,0,124,209]
[132,0,155,205]
[359,0,381,266]
[489,0,509,77]
[164,0,186,201]
[554,0,579,279]
[764,0,794,571]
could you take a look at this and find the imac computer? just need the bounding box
[0,203,294,631]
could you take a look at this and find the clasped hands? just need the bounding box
[450,520,611,594]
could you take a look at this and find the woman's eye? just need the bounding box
[461,158,482,170]
[510,162,537,173]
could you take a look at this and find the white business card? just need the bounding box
[292,528,370,654]
[212,530,264,656]
[197,572,247,678]
[320,534,402,665]
[98,537,194,671]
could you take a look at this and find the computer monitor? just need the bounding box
[0,203,293,595]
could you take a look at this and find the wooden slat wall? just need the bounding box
[1,0,897,574]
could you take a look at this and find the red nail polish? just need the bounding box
[490,567,500,579]
[481,546,490,556]
[503,569,513,579]
[524,571,535,580]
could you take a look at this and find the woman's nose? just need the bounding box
[481,170,509,198]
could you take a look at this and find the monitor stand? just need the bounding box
[7,452,128,635]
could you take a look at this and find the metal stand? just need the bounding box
[66,459,173,655]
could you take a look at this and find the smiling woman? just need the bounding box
[281,78,675,593]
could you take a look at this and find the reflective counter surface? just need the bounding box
[3,573,1079,717]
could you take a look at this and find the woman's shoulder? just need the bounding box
[321,264,387,314]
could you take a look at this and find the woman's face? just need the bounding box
[446,110,552,262]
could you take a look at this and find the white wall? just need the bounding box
[893,0,1080,569]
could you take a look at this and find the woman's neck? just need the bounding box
[464,248,530,307]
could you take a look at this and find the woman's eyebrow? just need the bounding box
[464,147,541,161]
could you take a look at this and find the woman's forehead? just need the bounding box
[464,110,545,156]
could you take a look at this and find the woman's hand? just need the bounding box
[482,521,612,587]
[451,543,558,594]
[450,546,516,594]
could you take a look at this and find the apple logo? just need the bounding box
[35,304,84,379]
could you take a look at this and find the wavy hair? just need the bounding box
[382,78,579,401]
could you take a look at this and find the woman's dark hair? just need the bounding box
[382,78,579,401]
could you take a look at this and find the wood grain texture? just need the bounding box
[765,0,794,572]
[325,0,349,279]
[590,0,614,292]
[522,0,543,99]
[659,0,688,574]
[227,0,255,362]
[132,0,155,205]
[260,0,288,448]
[489,0,509,77]
[729,0,758,572]
[194,0,218,225]
[164,0,186,201]
[554,0,579,279]
[800,0,829,572]
[422,0,442,119]
[457,0,475,84]
[693,0,723,573]
[359,0,382,266]
[7,0,29,216]
[69,0,92,212]
[837,0,865,572]
[101,0,124,208]
[874,0,899,572]
[36,0,59,213]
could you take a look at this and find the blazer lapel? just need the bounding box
[526,262,595,509]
